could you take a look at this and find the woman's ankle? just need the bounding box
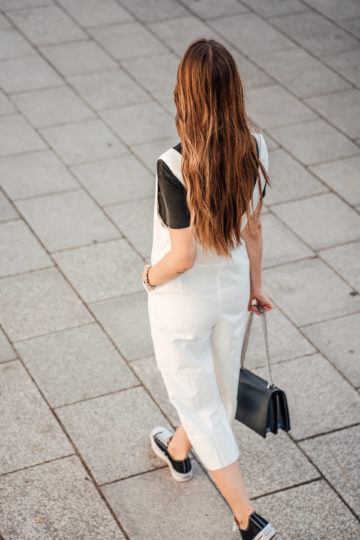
[167,436,189,460]
[234,507,254,530]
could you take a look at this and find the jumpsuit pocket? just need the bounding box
[150,272,185,295]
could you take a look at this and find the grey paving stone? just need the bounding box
[324,49,360,87]
[119,0,189,22]
[266,148,327,205]
[0,267,93,342]
[181,0,248,19]
[16,323,138,408]
[91,291,152,360]
[341,17,360,39]
[89,22,168,61]
[252,480,360,539]
[0,150,79,200]
[228,46,273,90]
[102,460,233,540]
[310,155,360,206]
[300,426,360,516]
[306,89,360,139]
[67,68,149,111]
[0,327,16,364]
[241,306,315,368]
[0,114,47,157]
[56,386,170,483]
[12,85,94,128]
[304,0,360,21]
[57,0,132,27]
[272,193,360,250]
[263,258,360,326]
[253,353,360,439]
[101,101,176,146]
[53,239,144,303]
[0,89,15,115]
[16,189,120,252]
[71,154,153,206]
[0,27,35,61]
[105,197,153,257]
[232,424,318,498]
[0,0,50,9]
[0,455,124,540]
[122,52,179,93]
[40,118,128,166]
[261,213,314,267]
[40,40,117,77]
[269,119,359,165]
[208,13,296,57]
[131,355,181,427]
[240,0,307,17]
[255,48,351,98]
[0,13,10,27]
[246,84,316,129]
[147,15,218,54]
[131,137,179,171]
[0,192,18,221]
[8,5,86,46]
[319,240,360,291]
[271,11,360,57]
[0,220,52,277]
[151,86,177,116]
[302,312,360,388]
[0,360,73,474]
[262,132,279,151]
[0,55,63,93]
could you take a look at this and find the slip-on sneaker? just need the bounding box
[150,426,193,482]
[232,511,277,540]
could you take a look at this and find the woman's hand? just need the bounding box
[248,287,274,316]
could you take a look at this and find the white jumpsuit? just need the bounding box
[147,132,268,471]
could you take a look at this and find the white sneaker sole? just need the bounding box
[150,426,193,482]
[253,523,277,540]
[232,519,277,539]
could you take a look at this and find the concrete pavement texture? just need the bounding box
[0,0,359,538]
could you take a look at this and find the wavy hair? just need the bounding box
[173,38,271,259]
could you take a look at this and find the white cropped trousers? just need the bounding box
[147,244,250,471]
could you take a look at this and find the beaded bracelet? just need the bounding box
[143,264,156,291]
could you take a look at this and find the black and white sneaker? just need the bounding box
[232,511,277,540]
[150,426,193,482]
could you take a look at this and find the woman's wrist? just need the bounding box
[147,265,155,287]
[143,264,156,291]
[250,277,262,292]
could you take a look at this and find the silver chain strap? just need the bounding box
[240,304,274,388]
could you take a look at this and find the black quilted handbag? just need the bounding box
[235,304,291,437]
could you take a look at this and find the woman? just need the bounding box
[142,38,276,540]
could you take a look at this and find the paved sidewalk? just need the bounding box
[1,0,360,538]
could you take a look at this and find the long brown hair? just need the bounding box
[174,38,271,259]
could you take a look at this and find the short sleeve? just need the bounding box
[157,159,191,229]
